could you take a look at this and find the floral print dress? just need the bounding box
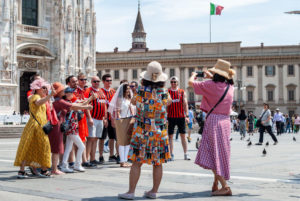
[128,86,171,165]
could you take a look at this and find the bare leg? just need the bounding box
[128,162,143,194]
[180,134,188,154]
[20,161,26,172]
[109,139,115,156]
[168,134,174,155]
[149,165,163,193]
[51,153,59,172]
[99,139,104,157]
[90,138,98,161]
[86,138,93,161]
[82,141,87,163]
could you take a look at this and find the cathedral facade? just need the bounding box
[0,0,96,114]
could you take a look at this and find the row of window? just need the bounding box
[101,65,296,80]
[247,65,295,77]
[247,90,295,102]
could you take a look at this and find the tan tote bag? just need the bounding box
[115,104,135,146]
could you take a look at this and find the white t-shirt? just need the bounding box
[120,99,131,118]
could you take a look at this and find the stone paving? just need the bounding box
[0,131,299,201]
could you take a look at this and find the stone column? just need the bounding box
[257,65,263,104]
[180,67,186,89]
[278,64,284,104]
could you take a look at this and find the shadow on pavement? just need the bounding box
[82,191,260,201]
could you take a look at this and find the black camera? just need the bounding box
[196,71,204,78]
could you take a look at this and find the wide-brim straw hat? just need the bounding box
[140,61,168,83]
[208,59,236,80]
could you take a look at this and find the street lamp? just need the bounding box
[236,80,246,113]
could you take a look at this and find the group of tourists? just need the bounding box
[14,59,237,198]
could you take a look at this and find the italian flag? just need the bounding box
[210,3,224,15]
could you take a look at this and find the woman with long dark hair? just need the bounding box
[238,109,247,139]
[118,61,172,200]
[188,59,235,196]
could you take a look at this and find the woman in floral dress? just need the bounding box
[118,61,171,200]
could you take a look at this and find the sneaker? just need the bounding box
[68,162,75,169]
[99,156,105,164]
[116,155,120,164]
[60,166,74,173]
[82,162,96,167]
[170,154,174,161]
[273,141,278,145]
[255,142,263,145]
[118,193,135,200]
[184,154,191,160]
[109,155,117,162]
[144,191,157,199]
[104,145,109,153]
[74,165,85,172]
[90,160,99,165]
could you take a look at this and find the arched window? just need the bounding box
[22,0,38,26]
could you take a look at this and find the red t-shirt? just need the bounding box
[74,87,88,142]
[85,87,107,120]
[167,88,185,118]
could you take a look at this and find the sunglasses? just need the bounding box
[79,79,87,81]
[105,80,112,82]
[42,86,47,90]
[170,81,177,83]
[130,85,135,88]
[93,80,100,83]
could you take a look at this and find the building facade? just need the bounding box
[96,5,300,116]
[0,0,96,114]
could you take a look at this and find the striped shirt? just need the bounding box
[167,88,185,118]
[85,87,107,120]
[101,88,116,107]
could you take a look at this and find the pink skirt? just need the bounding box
[195,113,231,180]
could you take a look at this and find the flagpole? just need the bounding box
[209,13,211,43]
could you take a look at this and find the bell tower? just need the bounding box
[130,0,147,52]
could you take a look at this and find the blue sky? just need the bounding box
[95,0,300,52]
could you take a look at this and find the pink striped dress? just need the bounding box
[193,80,234,180]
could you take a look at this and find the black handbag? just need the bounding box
[30,111,53,135]
[60,111,74,133]
[255,110,267,128]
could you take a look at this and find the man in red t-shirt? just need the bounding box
[85,76,108,165]
[99,74,117,164]
[167,76,190,161]
[74,73,96,167]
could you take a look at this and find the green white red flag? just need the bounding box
[210,3,224,15]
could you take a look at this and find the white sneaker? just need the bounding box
[118,193,135,200]
[74,165,85,172]
[184,154,191,160]
[60,166,74,173]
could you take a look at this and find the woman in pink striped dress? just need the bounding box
[188,59,235,196]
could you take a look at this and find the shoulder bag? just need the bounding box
[255,110,268,128]
[30,111,53,135]
[60,111,74,133]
